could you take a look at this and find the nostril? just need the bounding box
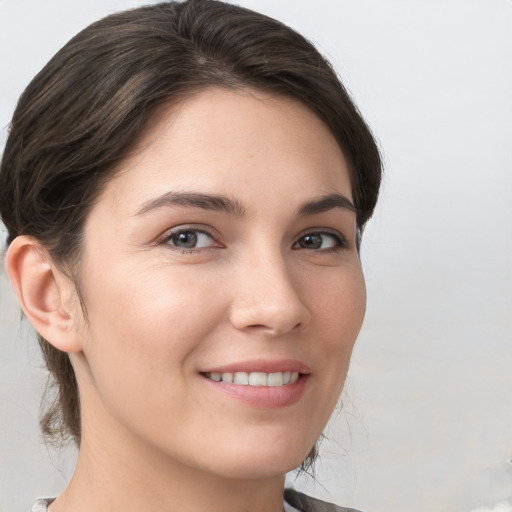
[229,289,310,335]
[245,323,274,333]
[245,321,303,335]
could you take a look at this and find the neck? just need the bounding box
[49,421,287,512]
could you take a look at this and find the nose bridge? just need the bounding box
[229,245,311,335]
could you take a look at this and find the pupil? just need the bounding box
[301,234,322,249]
[174,231,197,248]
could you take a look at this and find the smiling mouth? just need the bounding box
[202,371,300,387]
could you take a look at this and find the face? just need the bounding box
[71,87,366,480]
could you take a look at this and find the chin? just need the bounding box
[198,435,316,480]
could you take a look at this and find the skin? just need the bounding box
[7,88,366,512]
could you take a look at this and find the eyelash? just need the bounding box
[159,226,221,254]
[158,226,348,254]
[292,230,348,253]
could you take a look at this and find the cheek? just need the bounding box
[311,264,366,347]
[308,265,366,399]
[84,262,225,345]
[75,265,230,437]
[77,264,228,399]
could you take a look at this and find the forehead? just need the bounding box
[99,87,352,215]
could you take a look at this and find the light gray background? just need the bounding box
[1,1,511,511]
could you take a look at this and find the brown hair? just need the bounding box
[0,0,382,467]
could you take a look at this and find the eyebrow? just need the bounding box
[136,191,246,217]
[297,193,356,216]
[135,191,355,218]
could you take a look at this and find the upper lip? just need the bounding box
[202,359,311,375]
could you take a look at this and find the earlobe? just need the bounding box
[5,236,83,353]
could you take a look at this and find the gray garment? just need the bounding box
[31,489,362,512]
[284,489,362,512]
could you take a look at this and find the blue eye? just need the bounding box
[165,229,217,250]
[294,232,346,251]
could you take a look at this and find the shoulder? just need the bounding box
[284,488,363,512]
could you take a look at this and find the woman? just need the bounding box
[0,1,381,511]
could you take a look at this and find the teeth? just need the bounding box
[222,372,234,383]
[267,372,283,386]
[207,371,301,387]
[248,372,267,386]
[233,372,249,385]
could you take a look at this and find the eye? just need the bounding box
[293,231,346,251]
[162,228,219,251]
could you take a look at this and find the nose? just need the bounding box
[229,254,311,337]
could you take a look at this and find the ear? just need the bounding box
[5,235,83,353]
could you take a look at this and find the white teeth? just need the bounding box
[233,372,249,385]
[207,371,301,387]
[222,372,233,383]
[248,372,267,386]
[267,372,284,386]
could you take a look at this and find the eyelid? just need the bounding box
[292,228,348,250]
[156,224,223,249]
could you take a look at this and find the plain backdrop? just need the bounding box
[1,1,511,512]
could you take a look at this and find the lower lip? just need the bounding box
[201,374,309,409]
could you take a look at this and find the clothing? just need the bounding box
[30,499,54,512]
[31,489,361,512]
[284,489,362,512]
